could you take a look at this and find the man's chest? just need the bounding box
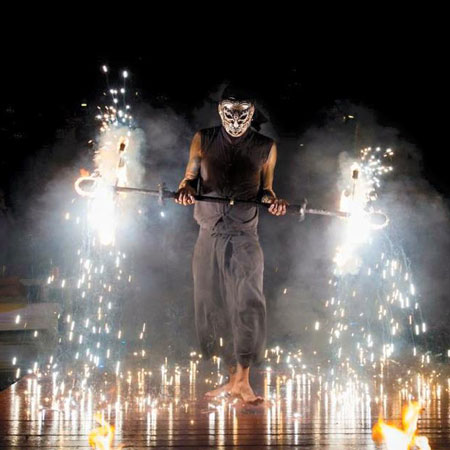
[201,143,263,178]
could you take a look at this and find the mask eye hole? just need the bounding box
[224,109,234,119]
[239,109,251,121]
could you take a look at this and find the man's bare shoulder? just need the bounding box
[194,126,222,152]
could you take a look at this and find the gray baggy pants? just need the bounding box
[192,228,266,368]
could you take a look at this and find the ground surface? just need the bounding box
[0,368,448,449]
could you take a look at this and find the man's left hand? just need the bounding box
[264,197,289,216]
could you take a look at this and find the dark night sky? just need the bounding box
[1,45,447,204]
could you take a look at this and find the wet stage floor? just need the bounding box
[0,367,449,449]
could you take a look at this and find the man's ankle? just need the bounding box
[235,364,250,382]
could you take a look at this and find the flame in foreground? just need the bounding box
[88,413,123,450]
[372,401,430,450]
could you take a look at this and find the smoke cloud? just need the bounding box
[3,92,449,365]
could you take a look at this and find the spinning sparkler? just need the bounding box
[74,176,389,228]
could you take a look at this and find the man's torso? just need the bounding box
[193,126,273,234]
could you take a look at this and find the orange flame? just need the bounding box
[88,413,123,450]
[80,168,90,177]
[372,401,430,449]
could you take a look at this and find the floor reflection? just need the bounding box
[1,365,449,448]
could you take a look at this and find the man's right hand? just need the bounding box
[174,185,196,205]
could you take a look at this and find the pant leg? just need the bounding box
[223,233,266,368]
[192,229,237,367]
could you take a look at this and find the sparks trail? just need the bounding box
[326,147,430,374]
[21,66,147,403]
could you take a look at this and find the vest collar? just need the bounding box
[220,125,252,145]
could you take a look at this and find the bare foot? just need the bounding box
[205,366,237,399]
[230,380,264,405]
[205,380,235,399]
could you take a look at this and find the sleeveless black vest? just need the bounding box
[193,126,273,234]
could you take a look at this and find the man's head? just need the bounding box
[218,83,255,137]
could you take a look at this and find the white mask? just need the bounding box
[218,100,255,137]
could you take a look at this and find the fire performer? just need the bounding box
[176,84,287,404]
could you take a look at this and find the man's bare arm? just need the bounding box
[175,131,202,205]
[261,142,278,198]
[261,142,288,216]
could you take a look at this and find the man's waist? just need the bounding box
[199,185,261,201]
[195,203,258,223]
[199,223,258,238]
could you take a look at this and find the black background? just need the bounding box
[1,44,446,200]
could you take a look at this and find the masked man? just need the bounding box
[176,85,287,404]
